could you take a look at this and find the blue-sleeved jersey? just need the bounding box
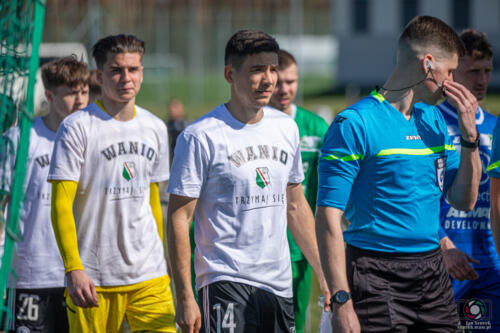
[488,116,500,178]
[438,101,499,268]
[318,91,460,253]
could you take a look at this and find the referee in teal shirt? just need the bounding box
[316,16,481,332]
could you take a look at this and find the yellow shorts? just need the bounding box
[66,275,176,333]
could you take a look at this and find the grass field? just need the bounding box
[138,76,500,332]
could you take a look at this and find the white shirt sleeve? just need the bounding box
[288,124,304,184]
[0,127,19,191]
[167,131,208,198]
[48,121,85,181]
[150,122,170,183]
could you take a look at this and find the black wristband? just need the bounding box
[460,135,480,148]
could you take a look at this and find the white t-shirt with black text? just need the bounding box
[48,103,170,286]
[1,117,65,288]
[168,104,304,297]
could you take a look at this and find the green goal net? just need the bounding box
[0,0,45,327]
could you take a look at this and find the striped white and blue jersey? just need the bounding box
[438,100,499,268]
[317,91,460,253]
[488,115,500,179]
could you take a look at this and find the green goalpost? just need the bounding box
[0,0,45,327]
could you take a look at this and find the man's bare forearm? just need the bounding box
[315,206,350,294]
[447,146,481,211]
[166,194,197,301]
[286,183,324,277]
[490,178,500,257]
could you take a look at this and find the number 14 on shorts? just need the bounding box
[213,302,236,333]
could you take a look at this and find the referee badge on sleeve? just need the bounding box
[435,156,447,192]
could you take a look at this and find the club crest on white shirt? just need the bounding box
[256,167,270,189]
[122,161,136,181]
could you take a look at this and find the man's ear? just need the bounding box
[96,69,103,85]
[44,89,53,102]
[224,65,234,84]
[422,53,434,73]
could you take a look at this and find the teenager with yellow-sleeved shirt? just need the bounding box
[48,34,175,333]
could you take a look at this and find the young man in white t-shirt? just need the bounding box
[1,56,89,332]
[48,35,175,333]
[167,29,329,333]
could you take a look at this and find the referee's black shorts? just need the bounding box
[346,244,459,332]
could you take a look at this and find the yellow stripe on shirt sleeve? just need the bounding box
[321,153,364,162]
[50,180,84,273]
[376,144,455,156]
[487,160,500,172]
[150,182,163,242]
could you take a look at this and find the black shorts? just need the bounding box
[346,244,459,332]
[198,281,295,333]
[4,287,69,333]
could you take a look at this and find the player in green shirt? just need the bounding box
[270,49,329,333]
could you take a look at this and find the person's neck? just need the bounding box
[42,109,64,133]
[100,95,135,121]
[225,98,263,124]
[282,104,294,117]
[379,68,422,120]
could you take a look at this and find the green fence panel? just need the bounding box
[0,0,45,328]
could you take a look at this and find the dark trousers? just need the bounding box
[346,244,459,333]
[4,287,69,333]
[199,281,295,333]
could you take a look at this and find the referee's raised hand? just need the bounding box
[443,79,481,212]
[442,80,478,142]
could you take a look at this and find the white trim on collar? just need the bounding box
[291,104,297,119]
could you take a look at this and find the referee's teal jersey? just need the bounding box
[317,91,460,253]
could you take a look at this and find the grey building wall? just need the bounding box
[336,0,500,89]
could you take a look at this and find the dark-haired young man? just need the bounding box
[1,56,89,332]
[438,29,499,329]
[167,29,328,333]
[316,16,481,332]
[269,49,329,333]
[48,35,175,332]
